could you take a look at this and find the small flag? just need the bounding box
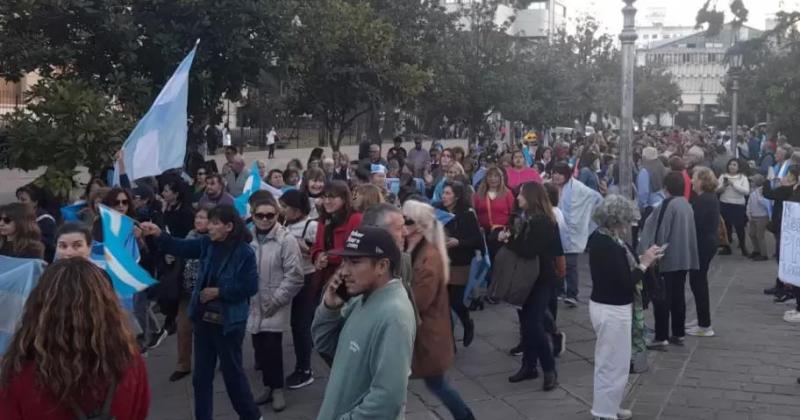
[435,208,455,225]
[234,161,263,217]
[0,256,45,356]
[115,41,199,182]
[98,205,156,301]
[387,178,400,195]
[60,201,88,222]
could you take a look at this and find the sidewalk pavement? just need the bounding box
[145,247,800,420]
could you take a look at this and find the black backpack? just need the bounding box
[69,381,116,420]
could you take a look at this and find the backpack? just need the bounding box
[69,381,116,420]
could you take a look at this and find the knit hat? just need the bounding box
[642,147,658,161]
[278,189,310,215]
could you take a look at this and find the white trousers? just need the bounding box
[590,300,632,419]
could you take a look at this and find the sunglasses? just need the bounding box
[404,217,415,226]
[0,216,11,224]
[114,199,129,206]
[253,212,277,221]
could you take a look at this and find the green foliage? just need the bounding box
[1,78,131,195]
[634,66,683,124]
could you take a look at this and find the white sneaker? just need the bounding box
[685,319,698,329]
[784,311,800,323]
[686,326,715,337]
[784,309,798,316]
[646,339,668,349]
[617,408,633,420]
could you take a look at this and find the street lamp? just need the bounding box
[728,44,744,157]
[618,0,637,202]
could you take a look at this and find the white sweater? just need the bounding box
[717,174,749,205]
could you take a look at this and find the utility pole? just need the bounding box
[699,83,705,128]
[619,0,638,201]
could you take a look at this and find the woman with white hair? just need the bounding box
[588,195,662,420]
[402,200,475,420]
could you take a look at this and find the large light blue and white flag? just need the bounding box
[0,256,45,356]
[116,42,199,182]
[60,200,88,222]
[98,205,156,301]
[234,161,265,217]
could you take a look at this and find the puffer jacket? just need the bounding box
[246,224,304,334]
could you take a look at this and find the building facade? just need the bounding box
[441,0,567,40]
[636,23,763,128]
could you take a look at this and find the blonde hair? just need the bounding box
[476,166,508,198]
[353,184,384,212]
[402,200,450,283]
[692,166,718,193]
[447,162,465,177]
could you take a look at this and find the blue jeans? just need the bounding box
[423,375,471,419]
[565,253,580,299]
[521,280,556,373]
[193,321,261,420]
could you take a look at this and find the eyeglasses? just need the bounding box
[0,216,11,224]
[253,212,277,221]
[114,199,129,206]
[404,217,415,226]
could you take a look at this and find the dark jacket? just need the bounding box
[506,213,564,285]
[441,206,482,267]
[761,182,800,235]
[35,209,56,262]
[588,231,642,306]
[162,202,195,239]
[155,233,259,335]
[691,192,720,268]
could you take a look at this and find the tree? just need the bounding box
[2,79,132,198]
[633,66,683,128]
[287,0,430,151]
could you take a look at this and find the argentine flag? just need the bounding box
[116,41,199,182]
[0,256,45,356]
[435,208,455,225]
[98,205,157,301]
[234,161,263,217]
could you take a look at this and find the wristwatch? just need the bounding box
[636,263,648,272]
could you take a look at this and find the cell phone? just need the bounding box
[659,243,669,252]
[335,282,351,301]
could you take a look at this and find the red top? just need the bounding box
[0,354,150,420]
[473,191,515,231]
[681,170,692,201]
[505,168,542,191]
[311,211,363,291]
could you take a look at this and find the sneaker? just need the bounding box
[147,328,169,350]
[617,408,633,420]
[286,369,314,389]
[686,326,715,337]
[668,336,685,346]
[509,343,523,357]
[784,310,800,323]
[785,309,798,316]
[774,292,794,303]
[552,332,566,357]
[254,388,273,405]
[563,297,578,308]
[271,388,286,412]
[764,286,782,295]
[646,339,668,350]
[685,319,698,329]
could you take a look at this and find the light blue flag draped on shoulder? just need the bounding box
[0,256,45,356]
[115,41,199,182]
[435,208,455,225]
[234,161,269,217]
[522,147,534,167]
[60,200,87,222]
[98,205,156,305]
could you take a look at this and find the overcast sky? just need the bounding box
[567,0,794,34]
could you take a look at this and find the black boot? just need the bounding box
[543,370,559,391]
[463,319,475,347]
[508,363,538,383]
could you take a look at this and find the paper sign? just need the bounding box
[779,202,800,287]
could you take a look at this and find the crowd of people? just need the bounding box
[0,124,796,420]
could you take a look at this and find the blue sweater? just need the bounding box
[156,233,258,334]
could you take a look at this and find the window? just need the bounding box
[708,53,717,62]
[643,34,649,39]
[528,1,547,10]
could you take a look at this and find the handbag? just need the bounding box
[488,246,540,306]
[643,197,673,306]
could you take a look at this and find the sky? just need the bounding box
[565,0,794,34]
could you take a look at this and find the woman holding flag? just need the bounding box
[140,205,262,420]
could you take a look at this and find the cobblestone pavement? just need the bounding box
[144,246,800,420]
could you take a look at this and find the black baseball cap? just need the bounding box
[329,226,401,268]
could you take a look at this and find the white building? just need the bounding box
[441,0,567,40]
[636,23,763,128]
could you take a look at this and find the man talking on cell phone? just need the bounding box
[312,226,416,420]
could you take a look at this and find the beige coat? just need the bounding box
[246,225,304,334]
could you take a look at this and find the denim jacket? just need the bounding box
[156,233,258,335]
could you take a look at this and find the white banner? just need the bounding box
[779,202,800,287]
